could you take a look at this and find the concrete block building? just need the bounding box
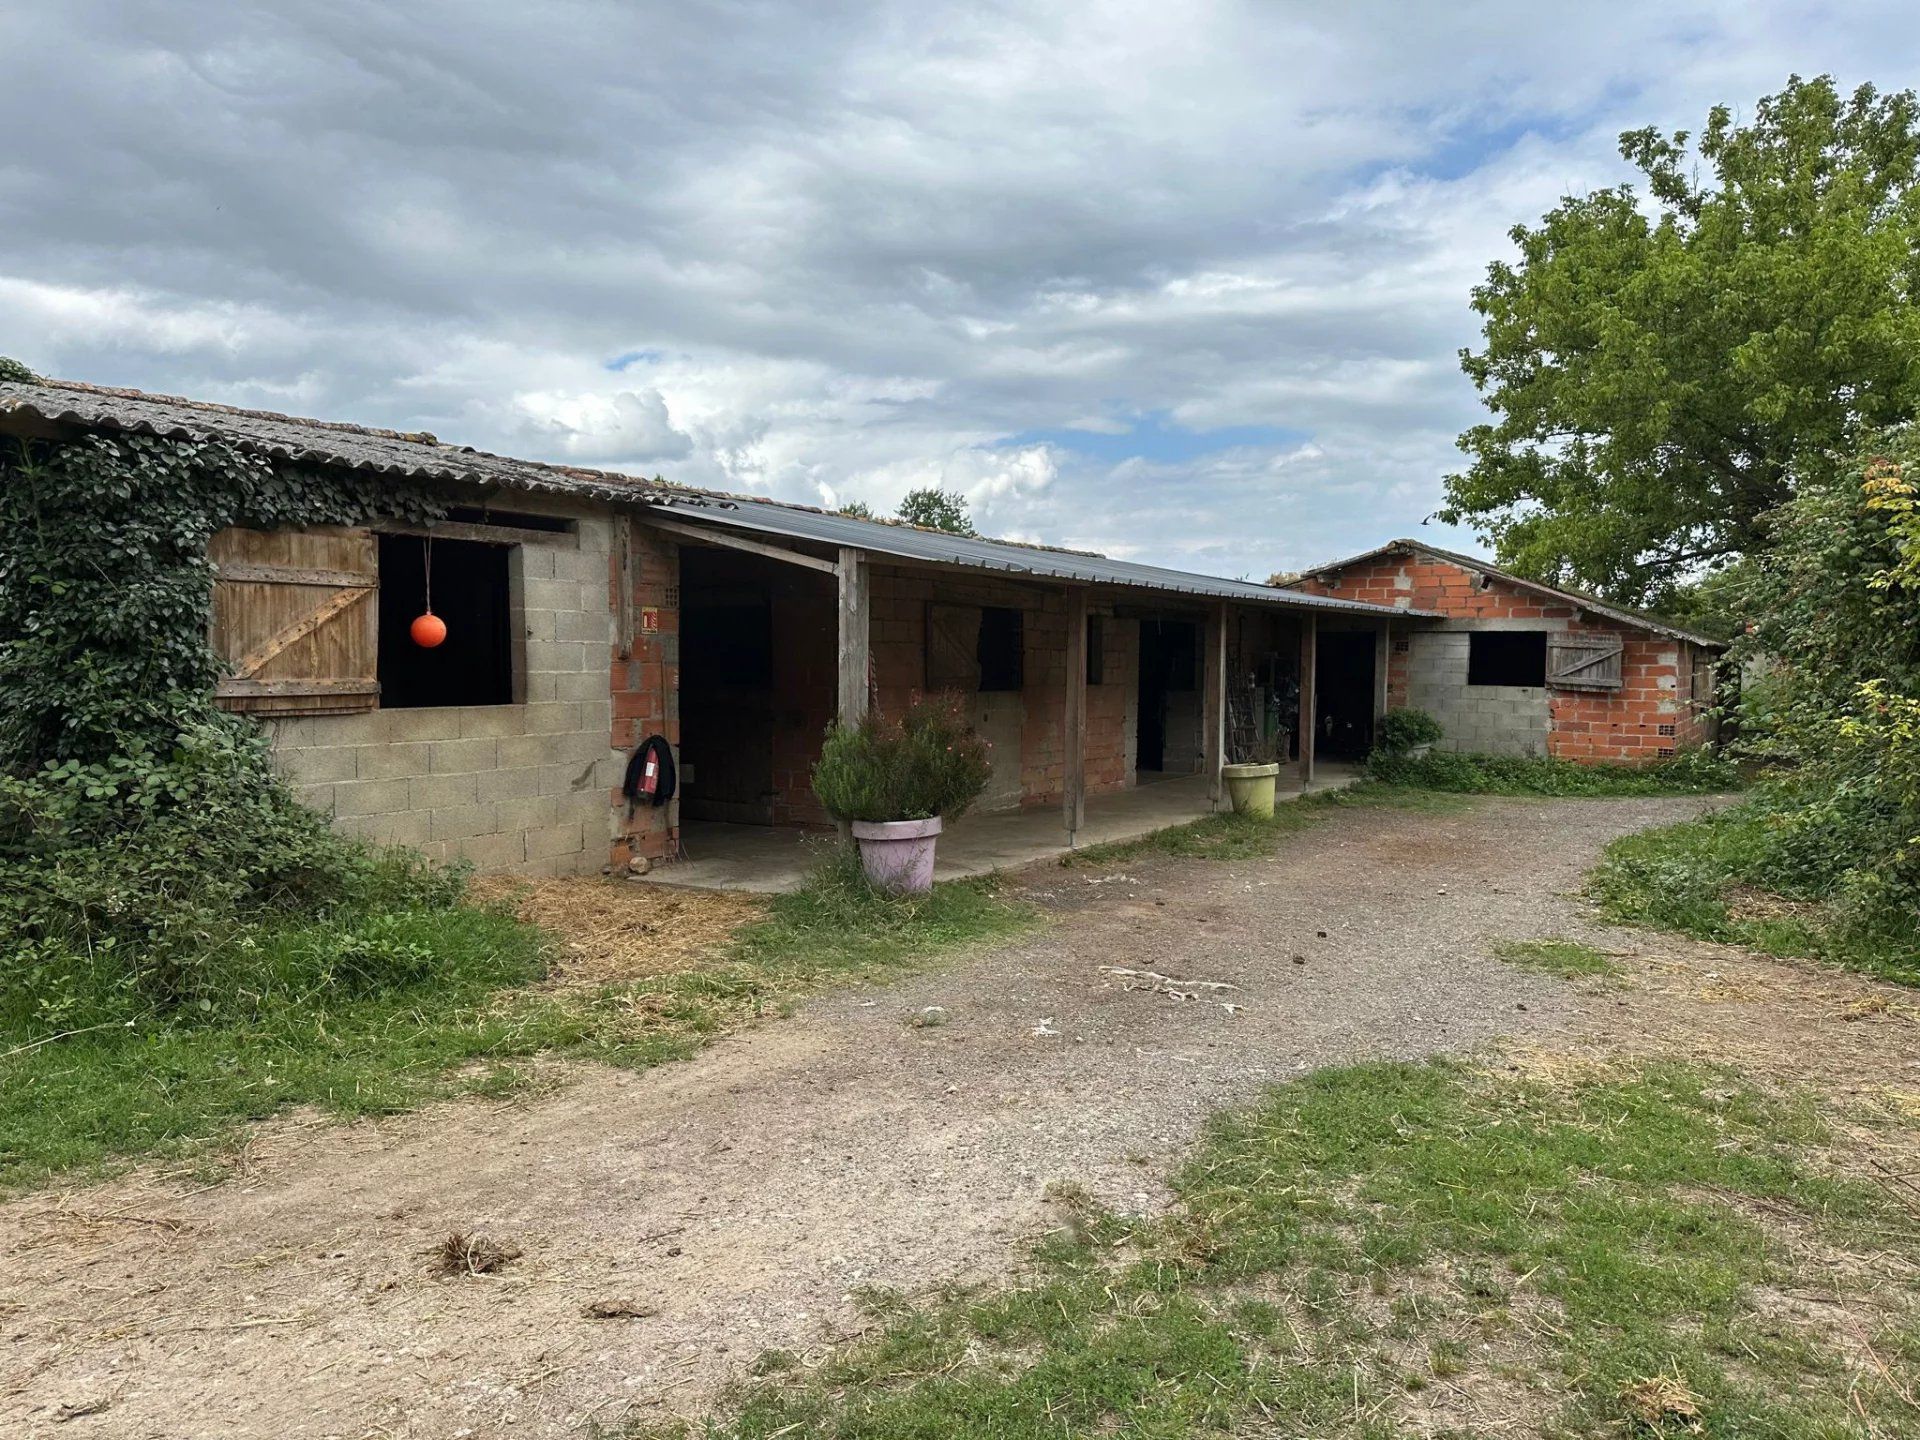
[2,378,1419,879]
[1281,539,1723,764]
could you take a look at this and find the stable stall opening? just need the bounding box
[1135,618,1199,776]
[679,547,836,827]
[376,534,515,708]
[1468,630,1547,687]
[1313,628,1378,761]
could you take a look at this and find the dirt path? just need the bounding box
[7,794,1909,1439]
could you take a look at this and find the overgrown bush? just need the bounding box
[1373,707,1443,756]
[1367,746,1739,796]
[0,720,473,1031]
[812,693,992,822]
[0,427,486,1040]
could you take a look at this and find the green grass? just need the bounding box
[641,1060,1920,1440]
[1492,937,1623,979]
[1062,782,1469,867]
[1367,748,1740,797]
[1590,803,1920,986]
[0,850,1035,1193]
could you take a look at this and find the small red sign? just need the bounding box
[641,606,660,634]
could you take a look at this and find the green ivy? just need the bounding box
[0,425,451,1016]
[0,430,443,770]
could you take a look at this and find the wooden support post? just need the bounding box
[1063,587,1088,845]
[1299,613,1318,789]
[615,519,636,661]
[836,547,869,728]
[1203,601,1226,807]
[1373,621,1391,740]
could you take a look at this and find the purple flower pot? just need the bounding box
[850,816,943,894]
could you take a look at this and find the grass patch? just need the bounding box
[0,848,1035,1194]
[644,1059,1920,1439]
[1367,748,1739,797]
[1492,937,1622,979]
[1062,782,1468,868]
[1590,802,1920,986]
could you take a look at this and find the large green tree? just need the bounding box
[1442,76,1920,604]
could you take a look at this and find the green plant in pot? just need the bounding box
[811,693,991,893]
[1375,707,1444,758]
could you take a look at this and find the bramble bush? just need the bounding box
[1594,432,1920,978]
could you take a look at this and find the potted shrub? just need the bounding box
[811,693,992,893]
[1375,707,1444,759]
[1221,728,1286,817]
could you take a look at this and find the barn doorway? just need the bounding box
[1135,618,1200,777]
[1313,629,1378,761]
[678,547,835,827]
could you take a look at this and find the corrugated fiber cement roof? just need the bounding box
[655,495,1424,618]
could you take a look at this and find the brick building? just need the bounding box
[2,378,1415,877]
[1281,539,1723,764]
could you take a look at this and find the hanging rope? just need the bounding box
[411,534,448,648]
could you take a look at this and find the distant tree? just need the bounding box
[0,356,36,383]
[896,486,977,536]
[1443,76,1920,604]
[836,499,875,519]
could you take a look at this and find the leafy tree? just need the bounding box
[896,486,977,536]
[1443,76,1920,604]
[836,499,875,519]
[0,355,36,383]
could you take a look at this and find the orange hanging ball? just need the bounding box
[410,612,448,649]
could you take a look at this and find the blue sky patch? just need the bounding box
[1004,411,1307,465]
[606,348,666,371]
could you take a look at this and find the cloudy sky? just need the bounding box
[4,2,1916,579]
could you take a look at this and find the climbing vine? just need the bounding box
[0,427,443,772]
[0,371,458,1009]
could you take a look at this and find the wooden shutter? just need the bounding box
[1546,635,1624,691]
[926,602,982,691]
[208,526,379,716]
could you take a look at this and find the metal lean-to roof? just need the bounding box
[0,376,1420,620]
[652,494,1426,618]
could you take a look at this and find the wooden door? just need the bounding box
[208,526,379,716]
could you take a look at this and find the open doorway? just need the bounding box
[1135,618,1199,777]
[1313,629,1378,761]
[679,547,835,826]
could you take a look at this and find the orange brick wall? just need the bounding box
[609,522,681,865]
[869,565,1138,809]
[1293,552,1714,764]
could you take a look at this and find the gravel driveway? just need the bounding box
[0,795,1710,1438]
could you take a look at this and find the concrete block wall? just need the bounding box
[1403,628,1550,757]
[272,508,624,875]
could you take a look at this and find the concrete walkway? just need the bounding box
[636,764,1363,892]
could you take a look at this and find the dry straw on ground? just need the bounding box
[470,876,768,986]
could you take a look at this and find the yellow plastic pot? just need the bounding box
[1221,761,1280,817]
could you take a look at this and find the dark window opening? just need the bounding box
[1086,614,1105,685]
[377,535,515,708]
[978,607,1024,691]
[1467,631,1547,687]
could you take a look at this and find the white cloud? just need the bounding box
[2,0,1916,579]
